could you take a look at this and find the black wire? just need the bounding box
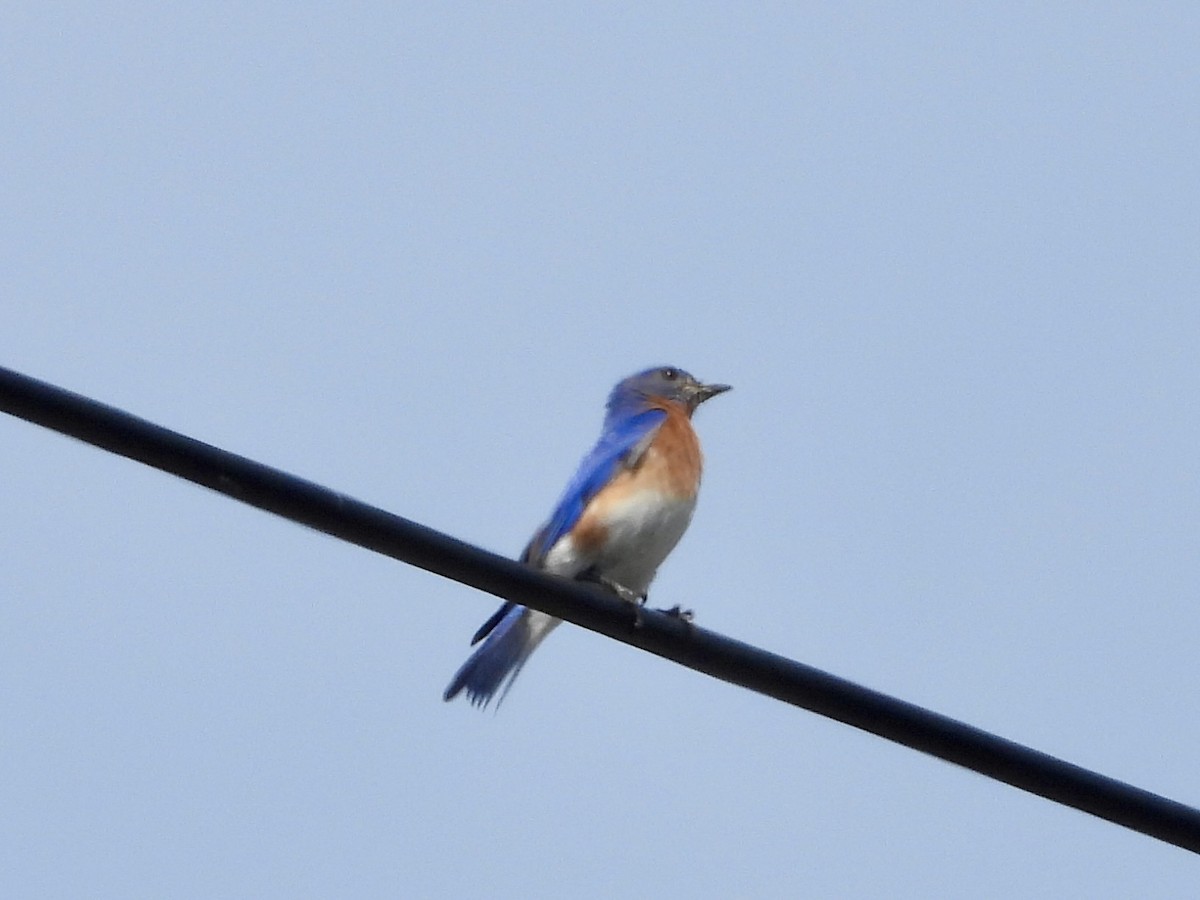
[1,363,1198,854]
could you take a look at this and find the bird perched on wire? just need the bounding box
[443,365,730,709]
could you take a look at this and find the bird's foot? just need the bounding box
[586,573,645,606]
[600,578,648,628]
[658,604,695,623]
[578,570,648,627]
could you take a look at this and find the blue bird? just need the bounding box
[444,365,730,708]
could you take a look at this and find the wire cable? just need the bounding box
[1,363,1197,853]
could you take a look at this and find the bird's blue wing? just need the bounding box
[468,412,672,652]
[465,408,666,650]
[523,407,667,566]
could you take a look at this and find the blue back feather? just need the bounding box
[523,406,666,564]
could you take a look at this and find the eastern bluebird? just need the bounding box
[443,365,730,708]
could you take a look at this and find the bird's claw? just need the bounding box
[591,574,645,606]
[658,604,696,624]
[579,572,648,626]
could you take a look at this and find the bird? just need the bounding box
[443,365,730,709]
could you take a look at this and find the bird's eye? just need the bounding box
[661,367,679,380]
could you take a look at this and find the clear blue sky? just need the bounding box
[2,4,1198,897]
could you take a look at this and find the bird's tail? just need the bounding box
[443,606,559,709]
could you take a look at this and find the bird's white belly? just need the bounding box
[542,488,696,596]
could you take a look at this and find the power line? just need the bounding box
[1,363,1197,854]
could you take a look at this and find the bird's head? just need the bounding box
[609,365,731,415]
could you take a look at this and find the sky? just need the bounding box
[2,3,1198,897]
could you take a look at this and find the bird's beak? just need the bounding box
[691,381,732,407]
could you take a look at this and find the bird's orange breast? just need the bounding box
[569,402,703,556]
[640,402,704,498]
